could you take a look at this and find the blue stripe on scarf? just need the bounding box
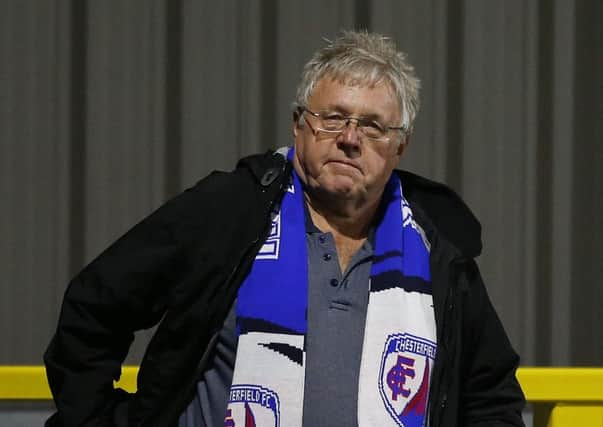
[236,154,308,335]
[371,175,431,286]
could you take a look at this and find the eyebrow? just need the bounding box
[321,105,386,123]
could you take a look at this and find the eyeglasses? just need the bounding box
[298,106,407,144]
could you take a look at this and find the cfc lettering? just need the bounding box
[386,355,416,400]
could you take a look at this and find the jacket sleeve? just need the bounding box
[459,261,526,427]
[44,182,208,427]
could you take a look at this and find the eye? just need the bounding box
[360,120,384,132]
[321,113,346,130]
[367,121,384,131]
[359,119,386,137]
[323,113,344,121]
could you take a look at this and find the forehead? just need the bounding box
[308,75,400,121]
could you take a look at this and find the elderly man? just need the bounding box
[45,31,525,427]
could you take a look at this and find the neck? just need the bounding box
[304,190,381,239]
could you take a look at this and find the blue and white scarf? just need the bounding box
[225,150,436,427]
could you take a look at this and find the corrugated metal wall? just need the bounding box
[1,0,601,366]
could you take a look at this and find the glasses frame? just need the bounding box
[298,106,408,144]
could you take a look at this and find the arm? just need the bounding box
[460,261,526,427]
[44,182,207,427]
[44,152,287,426]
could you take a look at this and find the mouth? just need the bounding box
[325,159,363,174]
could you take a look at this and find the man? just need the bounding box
[45,31,525,427]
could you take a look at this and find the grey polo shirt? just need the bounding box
[179,208,373,427]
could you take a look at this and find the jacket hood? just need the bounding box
[236,150,289,186]
[397,170,482,258]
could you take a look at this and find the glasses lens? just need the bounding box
[308,109,399,143]
[359,124,386,140]
[321,114,346,131]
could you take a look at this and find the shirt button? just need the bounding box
[330,278,339,287]
[318,235,326,244]
[323,253,332,261]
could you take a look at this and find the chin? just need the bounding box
[323,185,363,200]
[307,175,365,200]
[325,175,361,191]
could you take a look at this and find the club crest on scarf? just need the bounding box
[379,333,436,427]
[224,385,280,427]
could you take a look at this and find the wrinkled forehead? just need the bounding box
[330,72,394,90]
[311,70,401,114]
[319,68,396,96]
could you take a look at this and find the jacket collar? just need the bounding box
[397,170,482,259]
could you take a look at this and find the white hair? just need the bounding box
[294,30,421,132]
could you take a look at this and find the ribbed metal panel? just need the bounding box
[0,0,601,367]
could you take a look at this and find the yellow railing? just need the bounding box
[0,366,601,426]
[516,368,603,427]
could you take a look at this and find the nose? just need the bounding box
[339,118,361,146]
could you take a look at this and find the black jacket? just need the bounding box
[44,151,525,427]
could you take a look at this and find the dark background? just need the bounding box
[1,0,601,367]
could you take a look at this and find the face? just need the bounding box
[292,76,406,208]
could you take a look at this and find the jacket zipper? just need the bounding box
[431,284,453,427]
[431,255,464,427]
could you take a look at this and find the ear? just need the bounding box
[396,134,409,156]
[292,110,302,137]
